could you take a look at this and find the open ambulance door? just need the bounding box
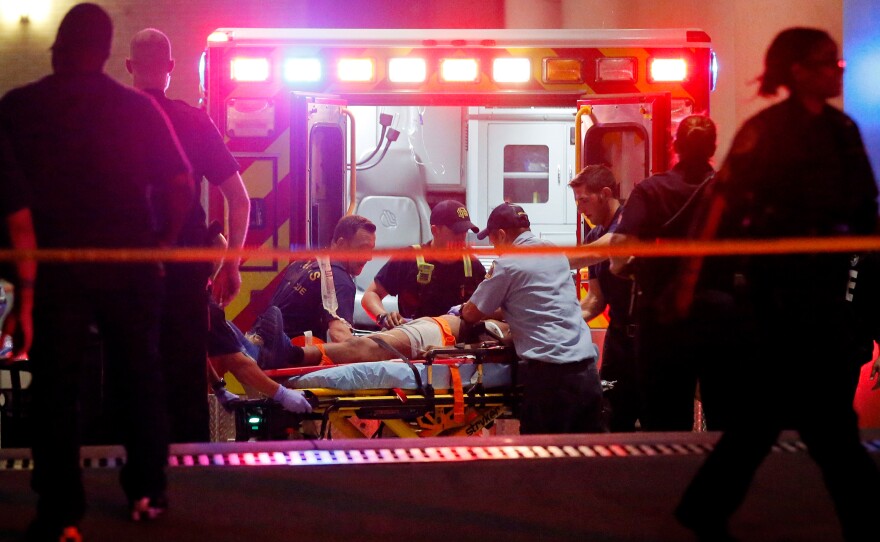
[575,93,672,244]
[290,92,351,251]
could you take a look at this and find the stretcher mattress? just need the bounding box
[286,360,521,391]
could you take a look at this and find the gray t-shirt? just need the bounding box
[468,231,598,363]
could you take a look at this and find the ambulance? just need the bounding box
[200,28,716,335]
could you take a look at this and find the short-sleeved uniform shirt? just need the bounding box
[269,259,356,340]
[374,242,487,318]
[0,128,29,281]
[0,73,190,287]
[144,89,240,247]
[468,231,598,363]
[585,205,633,323]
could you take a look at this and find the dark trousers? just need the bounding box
[677,311,880,541]
[600,324,640,432]
[520,358,604,435]
[30,265,169,526]
[160,262,211,443]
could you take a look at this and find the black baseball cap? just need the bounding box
[51,3,113,55]
[430,200,478,234]
[477,203,531,240]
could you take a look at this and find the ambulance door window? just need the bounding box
[309,124,345,248]
[583,125,648,201]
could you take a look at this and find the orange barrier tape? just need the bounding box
[1,235,880,264]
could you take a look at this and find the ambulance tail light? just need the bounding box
[285,58,322,83]
[440,58,480,82]
[493,58,530,83]
[649,58,688,82]
[543,58,582,83]
[338,58,375,82]
[595,57,636,82]
[388,58,427,83]
[230,57,271,82]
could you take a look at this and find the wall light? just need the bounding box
[1,0,52,25]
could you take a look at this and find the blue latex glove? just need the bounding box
[446,304,462,317]
[274,386,313,413]
[215,387,241,412]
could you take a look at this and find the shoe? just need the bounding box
[130,495,167,522]
[252,306,292,370]
[25,521,82,542]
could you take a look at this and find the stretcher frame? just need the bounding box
[233,343,522,440]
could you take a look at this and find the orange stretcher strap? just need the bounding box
[429,317,457,347]
[449,365,464,423]
[316,343,334,366]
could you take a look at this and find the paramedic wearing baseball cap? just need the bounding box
[462,203,605,434]
[363,199,486,328]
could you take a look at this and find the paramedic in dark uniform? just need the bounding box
[0,127,36,360]
[0,4,193,537]
[362,200,486,329]
[461,203,604,435]
[127,28,250,443]
[258,215,376,369]
[674,28,880,542]
[570,165,639,432]
[609,115,731,432]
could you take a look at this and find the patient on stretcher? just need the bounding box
[252,305,510,370]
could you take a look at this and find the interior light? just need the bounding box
[285,58,322,82]
[388,57,427,83]
[710,51,718,91]
[543,58,582,83]
[207,31,231,43]
[231,57,270,82]
[650,58,688,82]
[493,58,530,83]
[596,57,636,82]
[440,58,479,82]
[338,58,375,82]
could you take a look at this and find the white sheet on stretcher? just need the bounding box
[286,361,523,391]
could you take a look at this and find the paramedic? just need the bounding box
[0,3,193,536]
[461,203,604,435]
[673,28,880,542]
[362,200,486,328]
[609,115,733,432]
[570,165,640,432]
[127,28,250,443]
[260,214,376,364]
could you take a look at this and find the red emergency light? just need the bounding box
[440,58,479,82]
[492,58,530,83]
[649,58,688,82]
[231,57,271,82]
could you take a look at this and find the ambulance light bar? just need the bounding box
[492,58,530,83]
[440,58,479,82]
[338,58,375,82]
[230,57,271,82]
[388,58,427,83]
[285,58,322,83]
[649,58,688,82]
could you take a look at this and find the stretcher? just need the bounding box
[233,343,525,440]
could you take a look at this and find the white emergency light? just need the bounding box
[492,58,530,83]
[440,58,479,82]
[338,58,375,82]
[285,58,322,83]
[649,58,688,82]
[388,58,427,83]
[230,57,271,82]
